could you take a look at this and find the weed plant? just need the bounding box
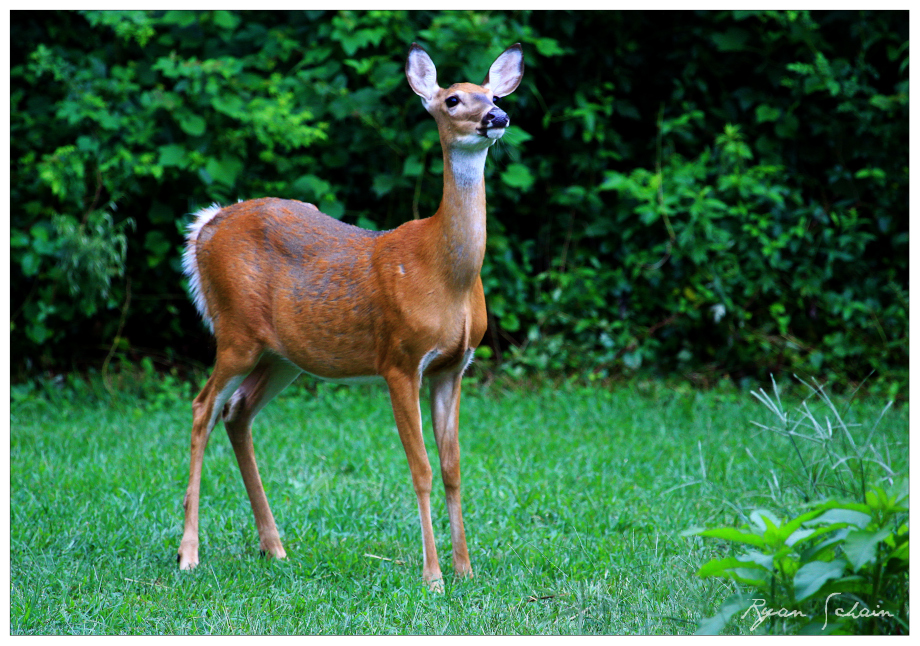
[686,376,908,635]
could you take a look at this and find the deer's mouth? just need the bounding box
[478,123,508,139]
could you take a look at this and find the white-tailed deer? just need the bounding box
[177,43,524,587]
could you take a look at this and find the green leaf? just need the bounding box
[402,156,424,178]
[598,172,628,192]
[697,555,770,578]
[531,36,567,58]
[211,93,246,118]
[842,529,889,571]
[500,163,535,191]
[371,174,399,197]
[211,10,240,30]
[694,527,767,548]
[158,144,187,168]
[21,251,42,277]
[793,560,845,602]
[501,312,521,333]
[809,508,872,529]
[887,538,909,563]
[755,104,782,123]
[854,167,886,181]
[749,509,781,533]
[695,593,756,635]
[205,155,243,188]
[293,174,333,199]
[474,346,493,360]
[320,200,345,220]
[11,229,30,248]
[711,28,750,52]
[26,320,53,344]
[354,216,376,231]
[179,113,206,137]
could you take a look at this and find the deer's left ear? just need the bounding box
[406,43,440,103]
[483,44,524,97]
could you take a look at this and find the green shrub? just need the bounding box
[686,378,908,634]
[688,486,908,635]
[10,11,908,386]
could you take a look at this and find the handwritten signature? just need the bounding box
[740,594,894,631]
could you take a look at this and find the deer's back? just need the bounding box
[193,198,388,377]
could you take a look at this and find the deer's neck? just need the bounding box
[432,146,489,290]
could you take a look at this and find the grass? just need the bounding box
[9,374,908,635]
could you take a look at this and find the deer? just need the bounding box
[177,42,524,588]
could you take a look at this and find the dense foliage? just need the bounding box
[10,10,909,391]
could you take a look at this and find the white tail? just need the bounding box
[177,43,524,588]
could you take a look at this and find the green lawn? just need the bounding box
[9,376,908,634]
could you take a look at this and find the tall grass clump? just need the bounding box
[686,377,908,635]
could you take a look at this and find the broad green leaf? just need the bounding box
[211,10,240,30]
[371,174,399,197]
[866,484,908,513]
[740,549,773,570]
[755,104,782,123]
[809,508,872,529]
[205,155,243,188]
[697,555,769,578]
[11,230,30,248]
[500,163,535,191]
[783,510,836,546]
[598,172,628,192]
[854,167,886,181]
[811,500,873,515]
[402,156,424,178]
[179,113,206,137]
[749,509,781,533]
[21,251,41,277]
[211,93,245,118]
[320,200,345,220]
[799,527,852,560]
[501,312,520,333]
[158,144,187,168]
[887,539,908,563]
[695,593,756,635]
[694,527,767,548]
[293,174,333,199]
[793,559,845,602]
[842,529,889,571]
[712,27,750,52]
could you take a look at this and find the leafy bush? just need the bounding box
[686,379,908,634]
[689,486,908,635]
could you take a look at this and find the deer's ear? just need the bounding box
[406,43,440,102]
[483,44,524,97]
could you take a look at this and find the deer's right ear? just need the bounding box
[406,43,439,103]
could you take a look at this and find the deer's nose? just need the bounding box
[483,107,509,128]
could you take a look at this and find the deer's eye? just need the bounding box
[445,96,460,108]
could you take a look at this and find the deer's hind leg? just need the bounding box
[222,356,302,560]
[178,343,261,570]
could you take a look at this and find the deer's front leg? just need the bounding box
[430,369,473,578]
[386,370,443,589]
